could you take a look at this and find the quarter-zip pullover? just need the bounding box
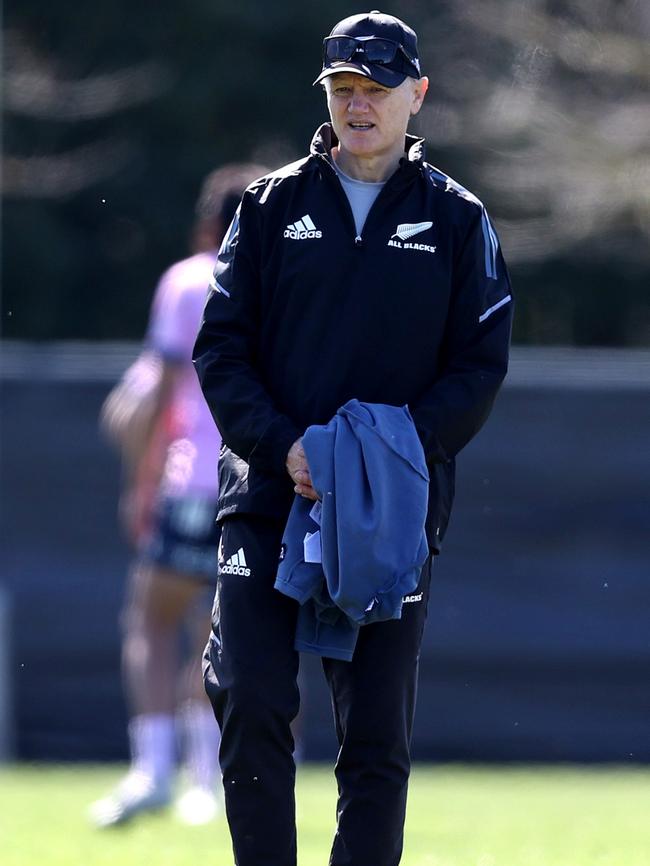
[193,123,513,549]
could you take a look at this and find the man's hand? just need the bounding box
[286,438,318,501]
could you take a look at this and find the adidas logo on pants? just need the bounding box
[220,547,251,576]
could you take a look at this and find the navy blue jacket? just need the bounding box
[275,400,429,661]
[193,123,513,549]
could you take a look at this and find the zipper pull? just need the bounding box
[354,235,363,247]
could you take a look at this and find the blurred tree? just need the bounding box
[2,0,649,344]
[412,0,650,345]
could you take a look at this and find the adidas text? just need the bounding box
[220,563,251,576]
[284,214,322,240]
[284,228,322,240]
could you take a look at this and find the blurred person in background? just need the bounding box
[193,10,512,866]
[90,163,267,828]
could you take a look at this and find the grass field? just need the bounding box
[1,763,649,865]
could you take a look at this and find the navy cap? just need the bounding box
[314,10,421,88]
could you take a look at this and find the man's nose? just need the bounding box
[348,90,370,112]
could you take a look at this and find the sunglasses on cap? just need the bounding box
[323,36,420,75]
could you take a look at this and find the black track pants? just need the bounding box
[203,515,432,866]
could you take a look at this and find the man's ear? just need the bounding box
[411,76,429,115]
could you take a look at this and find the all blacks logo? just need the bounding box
[284,227,323,240]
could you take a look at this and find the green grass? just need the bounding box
[1,764,649,865]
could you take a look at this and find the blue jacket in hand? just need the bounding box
[274,400,430,660]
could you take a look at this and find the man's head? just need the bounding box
[192,162,268,252]
[314,10,421,89]
[316,13,428,170]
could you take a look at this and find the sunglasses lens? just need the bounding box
[361,39,398,64]
[325,37,358,63]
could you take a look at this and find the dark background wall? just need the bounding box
[2,345,648,763]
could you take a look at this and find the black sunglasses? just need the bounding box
[323,36,419,73]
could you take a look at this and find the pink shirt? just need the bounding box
[147,251,221,498]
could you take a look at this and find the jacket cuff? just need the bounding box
[249,414,303,476]
[411,415,450,464]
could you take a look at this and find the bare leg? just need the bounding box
[164,581,222,823]
[90,562,207,827]
[122,562,204,715]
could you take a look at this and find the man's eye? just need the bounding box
[335,88,352,95]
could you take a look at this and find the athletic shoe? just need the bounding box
[174,785,221,825]
[88,770,171,828]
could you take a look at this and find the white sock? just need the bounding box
[179,701,221,791]
[129,713,176,787]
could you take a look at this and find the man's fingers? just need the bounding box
[286,437,315,497]
[294,483,319,501]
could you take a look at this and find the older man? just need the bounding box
[193,10,512,866]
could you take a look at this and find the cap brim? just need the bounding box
[313,61,407,88]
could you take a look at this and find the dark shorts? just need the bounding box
[142,496,221,582]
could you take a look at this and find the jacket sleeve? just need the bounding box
[192,190,302,475]
[410,206,513,463]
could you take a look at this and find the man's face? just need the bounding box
[325,72,427,162]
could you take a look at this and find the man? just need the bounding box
[91,163,266,827]
[193,10,512,866]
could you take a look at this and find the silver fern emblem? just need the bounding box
[391,221,433,241]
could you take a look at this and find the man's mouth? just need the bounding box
[348,122,375,130]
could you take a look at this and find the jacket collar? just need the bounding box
[309,123,426,174]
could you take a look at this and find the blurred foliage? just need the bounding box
[2,0,649,344]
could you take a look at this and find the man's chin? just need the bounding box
[339,138,380,159]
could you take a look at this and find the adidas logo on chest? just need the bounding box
[220,547,251,576]
[284,214,322,240]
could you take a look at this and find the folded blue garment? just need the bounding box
[275,400,429,661]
